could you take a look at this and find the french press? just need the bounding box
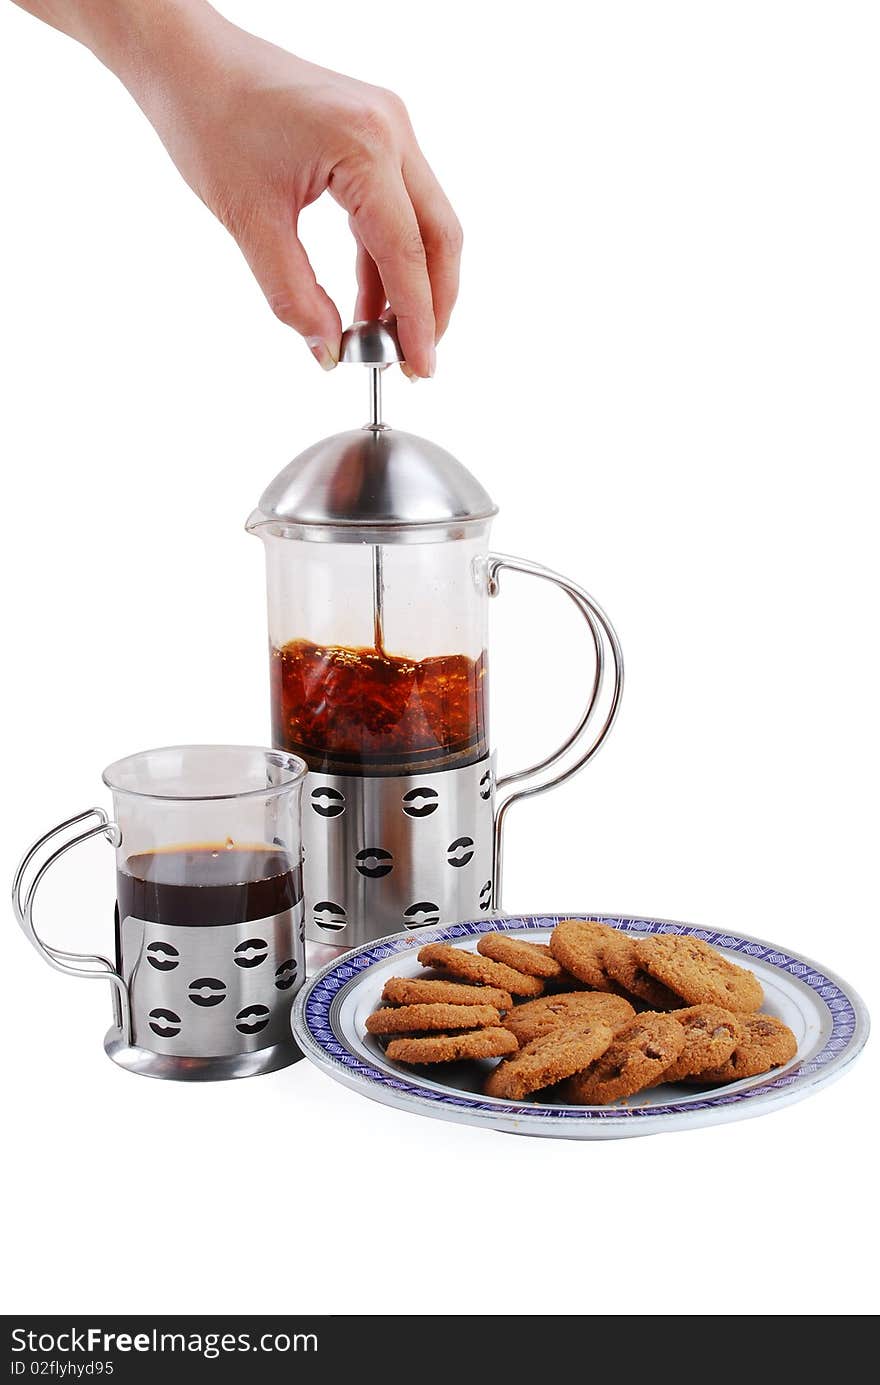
[248,321,624,967]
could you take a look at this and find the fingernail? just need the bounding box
[306,336,337,371]
[401,362,419,383]
[428,345,437,377]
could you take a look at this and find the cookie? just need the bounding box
[417,943,545,997]
[601,933,684,1010]
[484,1022,614,1100]
[634,934,763,1012]
[382,977,513,1011]
[477,932,565,980]
[365,1002,500,1035]
[690,1013,797,1083]
[502,991,636,1047]
[385,1027,518,1065]
[660,1005,743,1083]
[561,1012,686,1105]
[548,919,624,991]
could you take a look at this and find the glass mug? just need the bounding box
[13,746,307,1081]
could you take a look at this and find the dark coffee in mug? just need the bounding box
[115,845,303,966]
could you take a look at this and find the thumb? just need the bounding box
[238,214,343,368]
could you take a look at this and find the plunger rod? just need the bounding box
[369,365,382,428]
[372,545,385,653]
[369,366,386,651]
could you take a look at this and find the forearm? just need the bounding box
[11,0,225,97]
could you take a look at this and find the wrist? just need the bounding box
[85,0,225,95]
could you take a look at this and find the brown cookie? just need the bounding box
[660,1005,743,1083]
[601,933,684,1010]
[484,1022,614,1100]
[561,1012,686,1105]
[365,1002,501,1035]
[691,1013,798,1083]
[417,943,545,997]
[382,976,513,1011]
[502,991,636,1047]
[548,919,624,992]
[477,932,564,980]
[385,1027,518,1065]
[634,934,764,1012]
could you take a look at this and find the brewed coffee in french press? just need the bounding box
[248,321,623,968]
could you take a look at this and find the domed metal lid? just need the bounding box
[247,321,497,544]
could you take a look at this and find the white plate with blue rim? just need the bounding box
[291,913,869,1139]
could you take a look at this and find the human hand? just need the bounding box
[116,3,461,376]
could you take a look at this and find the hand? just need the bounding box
[15,0,462,376]
[131,7,463,375]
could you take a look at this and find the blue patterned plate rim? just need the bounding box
[291,913,870,1138]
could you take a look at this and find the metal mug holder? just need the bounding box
[13,806,305,1081]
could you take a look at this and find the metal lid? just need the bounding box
[247,321,497,544]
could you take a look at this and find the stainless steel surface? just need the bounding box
[247,431,497,544]
[487,553,624,908]
[305,938,350,975]
[117,903,305,1058]
[303,756,496,950]
[248,317,494,541]
[13,808,132,1042]
[104,1032,301,1081]
[339,318,403,366]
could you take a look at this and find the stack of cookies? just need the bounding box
[365,920,798,1106]
[364,937,554,1065]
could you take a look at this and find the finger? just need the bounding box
[331,159,436,377]
[402,152,463,342]
[350,220,387,321]
[238,212,342,369]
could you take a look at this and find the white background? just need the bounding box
[1,0,877,1317]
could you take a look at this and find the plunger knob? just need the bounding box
[339,319,404,367]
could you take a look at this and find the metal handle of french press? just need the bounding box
[12,808,132,1042]
[485,555,624,908]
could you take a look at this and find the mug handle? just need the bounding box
[12,807,132,1043]
[487,553,624,908]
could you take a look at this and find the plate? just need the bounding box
[291,913,869,1139]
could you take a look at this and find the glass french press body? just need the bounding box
[248,322,623,967]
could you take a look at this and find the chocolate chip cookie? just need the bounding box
[561,1012,686,1105]
[484,1022,614,1100]
[691,1012,797,1083]
[417,942,545,997]
[502,990,636,1047]
[477,932,564,980]
[601,932,684,1010]
[660,1005,743,1083]
[385,1028,518,1065]
[365,1002,501,1035]
[635,934,763,1013]
[548,918,624,991]
[382,976,513,1011]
